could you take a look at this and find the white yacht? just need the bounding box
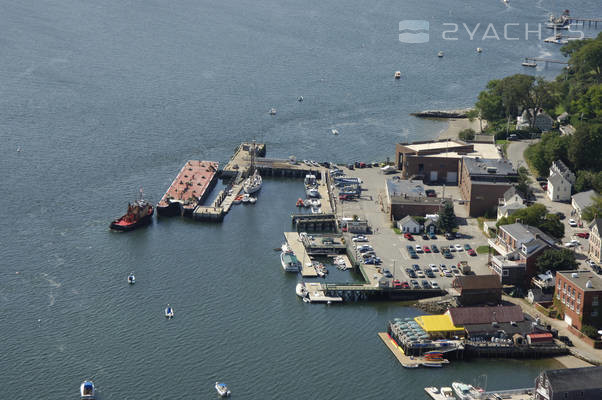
[215,382,231,397]
[164,304,174,319]
[476,47,482,53]
[452,382,481,400]
[281,244,301,272]
[127,273,135,284]
[243,170,262,194]
[80,380,95,399]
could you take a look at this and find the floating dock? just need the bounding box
[378,332,449,368]
[157,160,219,217]
[283,232,316,277]
[304,282,343,303]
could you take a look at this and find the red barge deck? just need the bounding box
[157,160,219,216]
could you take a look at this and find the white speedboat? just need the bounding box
[522,61,537,67]
[215,382,231,397]
[249,196,257,204]
[394,71,401,79]
[269,108,277,115]
[438,51,444,57]
[297,96,304,102]
[242,193,250,203]
[281,244,301,272]
[310,206,322,214]
[164,304,174,319]
[306,188,320,198]
[425,387,455,400]
[296,282,308,297]
[331,128,339,135]
[80,380,95,399]
[476,47,482,53]
[127,273,135,284]
[452,382,481,400]
[243,170,262,194]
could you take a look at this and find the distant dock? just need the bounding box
[157,160,219,217]
[378,332,449,368]
[284,232,317,277]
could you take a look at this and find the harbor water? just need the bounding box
[1,0,600,398]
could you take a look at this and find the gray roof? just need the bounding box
[398,215,418,226]
[464,321,533,336]
[503,187,518,201]
[557,270,602,292]
[498,203,526,215]
[463,157,516,177]
[552,159,571,176]
[572,190,598,210]
[543,366,602,393]
[547,173,567,187]
[386,179,426,198]
[500,223,555,246]
[590,218,602,233]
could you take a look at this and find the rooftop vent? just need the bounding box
[586,280,593,289]
[487,167,498,173]
[571,272,579,278]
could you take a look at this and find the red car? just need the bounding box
[404,233,414,240]
[393,279,401,288]
[424,246,431,253]
[339,194,351,201]
[401,281,410,289]
[576,232,590,239]
[468,249,477,256]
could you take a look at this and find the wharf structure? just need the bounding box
[157,160,219,217]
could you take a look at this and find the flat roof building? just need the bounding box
[555,270,602,330]
[384,178,446,221]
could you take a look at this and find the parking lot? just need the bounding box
[337,165,493,290]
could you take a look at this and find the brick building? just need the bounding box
[384,178,446,221]
[395,140,500,184]
[458,157,518,217]
[451,275,502,306]
[555,270,602,330]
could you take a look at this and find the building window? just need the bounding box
[594,296,599,306]
[502,270,509,277]
[576,306,580,314]
[577,294,581,304]
[592,310,599,317]
[556,293,560,300]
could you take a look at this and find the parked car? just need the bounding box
[431,244,439,253]
[358,162,366,168]
[464,244,472,251]
[416,270,425,278]
[352,235,368,242]
[358,246,374,253]
[443,250,453,259]
[448,246,456,252]
[412,264,421,271]
[428,232,437,239]
[410,280,420,289]
[401,281,410,289]
[422,234,429,240]
[415,245,423,253]
[383,269,393,278]
[339,194,352,201]
[576,232,590,239]
[393,279,402,288]
[568,219,577,227]
[451,268,461,276]
[404,233,414,240]
[564,240,579,247]
[424,246,431,253]
[421,280,431,289]
[454,244,464,251]
[444,271,453,277]
[445,232,455,240]
[430,264,439,272]
[425,189,436,197]
[468,249,477,256]
[347,163,354,170]
[425,269,435,278]
[556,212,566,220]
[430,281,440,289]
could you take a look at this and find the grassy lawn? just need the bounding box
[393,227,402,234]
[476,245,490,254]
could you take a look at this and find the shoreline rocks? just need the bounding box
[410,108,473,119]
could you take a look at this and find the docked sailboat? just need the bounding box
[243,170,262,194]
[80,380,95,399]
[215,382,231,397]
[281,244,301,272]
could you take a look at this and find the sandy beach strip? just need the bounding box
[437,118,485,140]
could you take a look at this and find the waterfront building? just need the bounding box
[394,139,501,184]
[547,160,575,202]
[488,223,555,280]
[413,314,465,339]
[450,275,502,306]
[385,178,445,221]
[554,270,602,330]
[458,157,517,217]
[589,219,602,264]
[534,366,602,400]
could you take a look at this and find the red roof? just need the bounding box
[527,333,553,339]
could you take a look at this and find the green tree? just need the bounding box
[437,202,458,233]
[581,325,599,339]
[475,82,505,123]
[515,166,533,199]
[576,84,602,120]
[582,195,602,222]
[459,128,476,141]
[535,249,578,275]
[497,203,565,238]
[568,33,602,84]
[568,123,602,171]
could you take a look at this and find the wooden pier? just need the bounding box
[523,57,569,67]
[304,282,343,303]
[291,214,337,232]
[378,332,449,368]
[283,232,317,277]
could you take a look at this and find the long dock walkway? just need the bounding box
[283,232,317,277]
[378,332,448,368]
[305,282,343,303]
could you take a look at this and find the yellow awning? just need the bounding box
[414,314,464,333]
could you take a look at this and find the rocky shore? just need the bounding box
[410,108,473,119]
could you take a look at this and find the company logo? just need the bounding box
[399,20,430,43]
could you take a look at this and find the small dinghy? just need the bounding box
[127,273,135,284]
[215,382,231,397]
[164,304,174,319]
[249,196,257,204]
[80,380,95,399]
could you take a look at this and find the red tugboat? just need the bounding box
[110,189,154,231]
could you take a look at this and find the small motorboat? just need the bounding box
[233,195,243,204]
[215,382,231,397]
[394,71,401,79]
[80,380,95,399]
[476,47,482,53]
[127,273,135,284]
[242,193,251,203]
[425,386,455,399]
[522,61,537,67]
[402,363,419,369]
[269,108,277,115]
[164,304,174,319]
[296,282,308,297]
[296,198,305,207]
[297,96,304,102]
[302,297,311,303]
[249,196,257,204]
[438,51,444,57]
[331,129,339,135]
